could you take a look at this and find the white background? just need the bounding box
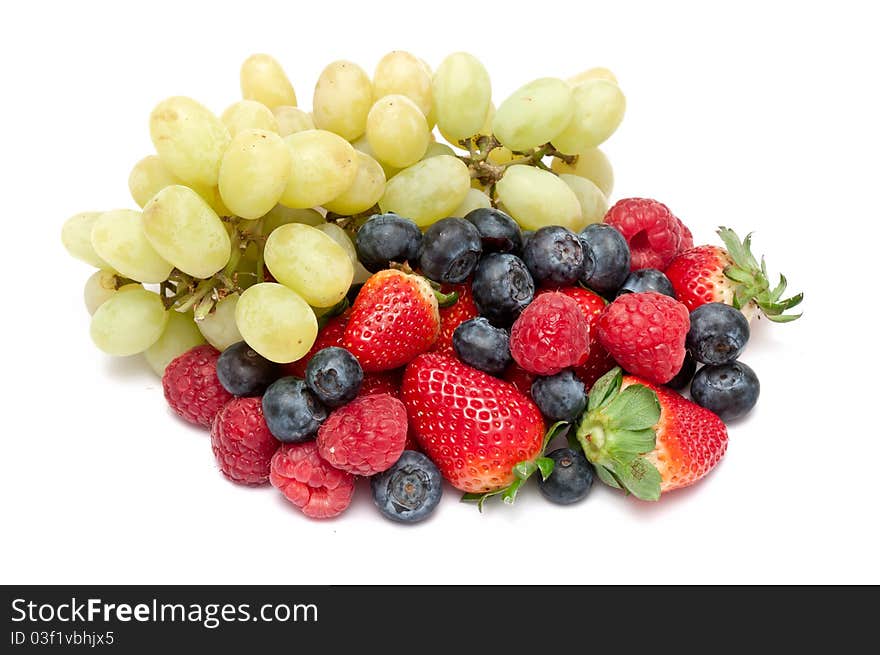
[2,0,878,585]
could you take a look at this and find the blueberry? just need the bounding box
[686,302,750,365]
[216,341,278,396]
[452,317,511,375]
[537,448,594,505]
[355,213,422,272]
[463,207,522,254]
[346,282,364,304]
[521,230,534,252]
[691,361,760,422]
[579,223,631,295]
[472,253,535,327]
[305,347,363,408]
[262,377,328,442]
[522,225,585,286]
[666,352,697,391]
[418,217,483,284]
[531,370,587,422]
[617,268,676,298]
[371,450,443,523]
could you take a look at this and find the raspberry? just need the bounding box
[430,282,478,354]
[210,397,280,485]
[357,369,403,398]
[509,292,590,376]
[270,442,355,519]
[162,345,232,428]
[597,292,690,384]
[676,217,694,251]
[282,310,350,378]
[317,393,407,475]
[604,198,683,270]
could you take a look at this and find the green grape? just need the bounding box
[352,135,400,179]
[90,287,169,356]
[189,183,232,217]
[84,270,140,315]
[493,78,574,152]
[219,129,291,220]
[450,188,492,218]
[315,223,372,284]
[559,174,608,230]
[90,209,173,283]
[261,205,325,234]
[322,151,385,215]
[372,51,432,116]
[280,130,358,208]
[366,95,429,168]
[62,211,111,268]
[221,100,279,137]
[128,155,182,208]
[495,165,582,231]
[568,67,618,86]
[142,185,231,278]
[149,96,231,187]
[551,79,626,154]
[313,60,373,141]
[197,293,242,350]
[264,223,353,307]
[443,101,496,146]
[487,145,517,165]
[144,311,206,375]
[240,54,297,109]
[235,283,317,363]
[422,141,456,160]
[378,155,470,227]
[432,52,491,142]
[273,106,314,136]
[550,147,614,197]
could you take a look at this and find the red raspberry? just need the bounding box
[210,397,280,485]
[597,292,690,384]
[604,198,684,270]
[317,393,407,475]
[270,441,355,519]
[282,309,350,378]
[357,369,403,399]
[540,287,617,388]
[502,363,537,399]
[509,292,590,375]
[676,218,694,251]
[162,345,232,428]
[430,282,478,354]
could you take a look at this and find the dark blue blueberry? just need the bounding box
[666,352,697,391]
[346,282,364,304]
[355,213,422,272]
[522,225,585,286]
[463,207,522,254]
[261,377,327,442]
[617,268,676,298]
[578,223,631,295]
[531,370,587,422]
[471,253,535,327]
[452,317,511,375]
[537,448,594,505]
[216,341,278,396]
[686,302,750,365]
[305,347,363,408]
[521,230,534,253]
[418,217,483,284]
[691,361,759,422]
[371,450,443,523]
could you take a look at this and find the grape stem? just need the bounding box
[458,137,578,187]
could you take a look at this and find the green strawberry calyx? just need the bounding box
[574,368,663,501]
[461,421,569,512]
[717,227,803,323]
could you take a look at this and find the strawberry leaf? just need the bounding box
[536,457,555,481]
[587,367,622,411]
[595,465,622,489]
[607,429,657,457]
[602,384,661,431]
[513,460,538,480]
[610,455,661,501]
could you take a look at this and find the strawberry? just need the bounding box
[430,281,478,354]
[401,353,545,496]
[282,309,350,378]
[343,269,440,373]
[574,367,727,500]
[665,227,802,322]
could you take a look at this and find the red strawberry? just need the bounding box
[211,397,280,485]
[597,292,690,384]
[604,198,686,270]
[430,282,478,354]
[343,269,440,372]
[162,345,233,428]
[665,227,802,323]
[282,309,350,378]
[574,367,727,500]
[357,369,403,398]
[539,287,616,388]
[402,353,545,494]
[502,362,537,399]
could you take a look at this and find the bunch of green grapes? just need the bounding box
[61,53,625,372]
